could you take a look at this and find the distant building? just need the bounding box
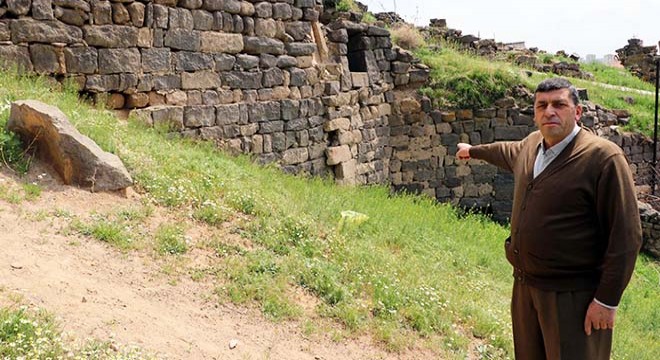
[602,54,623,68]
[504,41,526,50]
[585,54,596,63]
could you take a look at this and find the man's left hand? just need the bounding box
[584,300,616,335]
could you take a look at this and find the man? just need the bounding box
[456,78,641,359]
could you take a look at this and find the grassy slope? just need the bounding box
[417,44,657,135]
[0,62,658,360]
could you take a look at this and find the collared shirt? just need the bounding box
[533,123,581,179]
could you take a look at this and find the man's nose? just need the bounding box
[544,105,557,116]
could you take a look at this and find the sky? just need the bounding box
[358,0,660,58]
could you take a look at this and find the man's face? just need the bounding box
[533,88,582,148]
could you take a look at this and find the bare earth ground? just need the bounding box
[0,162,441,360]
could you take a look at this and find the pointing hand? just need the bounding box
[457,143,472,160]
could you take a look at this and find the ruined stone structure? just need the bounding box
[420,18,594,80]
[615,38,658,83]
[1,1,658,257]
[0,0,429,184]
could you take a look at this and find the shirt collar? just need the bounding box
[540,123,581,156]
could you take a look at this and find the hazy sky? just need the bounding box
[358,0,660,58]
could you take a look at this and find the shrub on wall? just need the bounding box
[391,23,426,50]
[335,0,360,12]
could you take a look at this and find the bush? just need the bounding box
[362,12,377,24]
[0,129,31,174]
[391,24,425,50]
[335,0,358,12]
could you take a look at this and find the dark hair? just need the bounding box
[534,78,580,105]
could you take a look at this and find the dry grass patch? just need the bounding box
[391,23,426,50]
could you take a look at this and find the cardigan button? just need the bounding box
[526,184,533,190]
[513,249,519,255]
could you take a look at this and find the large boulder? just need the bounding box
[7,100,133,192]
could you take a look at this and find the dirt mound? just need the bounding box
[0,161,434,359]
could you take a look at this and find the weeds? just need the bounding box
[0,130,32,174]
[227,192,259,215]
[362,12,377,24]
[192,200,231,226]
[0,303,153,359]
[155,224,188,255]
[335,0,359,12]
[22,183,41,200]
[203,236,246,257]
[70,206,154,250]
[220,250,301,321]
[0,306,62,358]
[73,216,132,249]
[0,181,42,204]
[391,23,426,50]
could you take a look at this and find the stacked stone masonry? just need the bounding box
[615,38,659,83]
[0,2,429,185]
[388,92,659,257]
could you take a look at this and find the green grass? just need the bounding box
[22,182,41,200]
[416,44,524,109]
[0,181,42,204]
[518,71,657,134]
[581,62,655,91]
[335,0,360,12]
[0,68,658,358]
[418,42,657,136]
[155,224,188,255]
[70,206,153,250]
[0,127,32,175]
[0,305,63,358]
[0,300,152,359]
[72,215,134,249]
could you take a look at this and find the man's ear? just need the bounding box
[575,103,583,120]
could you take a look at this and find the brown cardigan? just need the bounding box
[470,129,641,306]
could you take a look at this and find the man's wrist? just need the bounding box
[594,298,617,310]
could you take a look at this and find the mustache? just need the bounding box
[542,116,561,125]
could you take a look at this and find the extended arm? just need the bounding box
[457,138,529,173]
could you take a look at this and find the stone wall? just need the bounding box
[616,38,658,83]
[388,92,659,224]
[1,0,325,109]
[387,94,535,222]
[0,2,429,184]
[639,201,660,257]
[387,90,660,257]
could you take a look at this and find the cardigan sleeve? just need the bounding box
[593,153,642,306]
[469,140,526,173]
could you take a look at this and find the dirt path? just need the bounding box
[0,164,439,360]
